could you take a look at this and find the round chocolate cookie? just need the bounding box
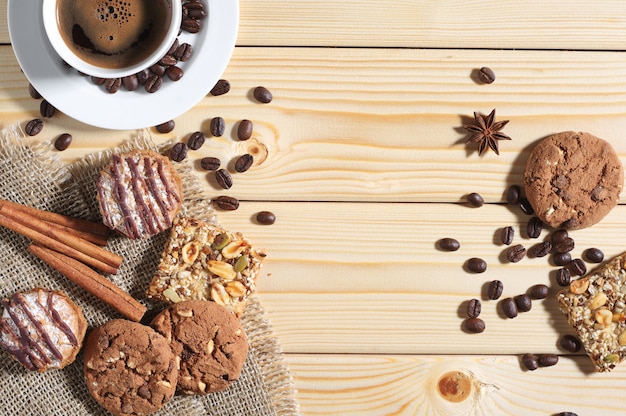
[524,131,623,230]
[83,319,178,416]
[150,300,248,395]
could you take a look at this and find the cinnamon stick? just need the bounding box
[28,244,146,322]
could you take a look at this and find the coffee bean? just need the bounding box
[256,210,276,225]
[501,297,518,318]
[122,75,139,91]
[210,117,225,137]
[159,54,177,67]
[521,353,538,371]
[506,244,526,263]
[25,118,44,136]
[187,131,205,150]
[519,197,534,215]
[555,267,571,286]
[200,156,221,171]
[553,252,571,266]
[528,284,549,300]
[464,317,485,333]
[514,294,532,313]
[438,238,460,252]
[487,280,503,300]
[466,299,481,318]
[166,66,184,81]
[28,83,41,99]
[477,66,496,84]
[174,43,193,62]
[182,18,201,33]
[40,99,56,118]
[551,229,569,244]
[527,217,543,238]
[104,78,121,93]
[500,226,514,245]
[91,76,106,85]
[253,86,273,103]
[213,195,239,211]
[554,237,575,254]
[169,142,188,162]
[215,169,233,189]
[54,133,72,151]
[561,218,580,229]
[506,185,520,205]
[538,354,558,367]
[167,38,179,55]
[184,1,207,19]
[529,241,551,258]
[150,64,166,76]
[234,154,254,173]
[210,79,231,96]
[466,192,484,207]
[555,413,578,416]
[568,258,587,276]
[145,75,163,93]
[559,334,582,353]
[237,119,253,141]
[136,69,151,85]
[466,258,487,273]
[155,120,175,133]
[584,247,604,263]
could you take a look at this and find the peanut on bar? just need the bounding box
[146,215,266,317]
[557,252,626,372]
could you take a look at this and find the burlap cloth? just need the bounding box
[0,126,300,416]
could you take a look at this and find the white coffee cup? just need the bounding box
[42,0,182,79]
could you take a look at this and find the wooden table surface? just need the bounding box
[3,1,626,415]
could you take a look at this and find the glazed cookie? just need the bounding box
[150,300,248,395]
[524,131,623,230]
[83,319,179,416]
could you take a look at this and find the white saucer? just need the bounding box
[8,0,239,130]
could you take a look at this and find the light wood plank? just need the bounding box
[3,1,626,50]
[286,353,626,415]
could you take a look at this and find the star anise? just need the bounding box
[464,109,511,155]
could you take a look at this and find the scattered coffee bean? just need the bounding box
[145,75,163,93]
[234,153,254,173]
[200,156,221,171]
[559,334,582,353]
[538,354,559,367]
[521,353,538,371]
[584,247,604,263]
[169,142,188,162]
[466,192,484,207]
[159,54,177,67]
[506,244,526,263]
[526,217,543,239]
[256,210,276,225]
[253,86,273,103]
[54,133,72,151]
[438,238,460,252]
[464,317,485,333]
[501,297,518,318]
[210,79,231,96]
[554,237,575,253]
[167,38,179,56]
[136,69,151,85]
[91,76,106,85]
[237,119,253,141]
[39,99,56,118]
[553,252,572,267]
[487,280,503,300]
[174,42,193,62]
[555,267,571,287]
[215,168,233,189]
[477,66,496,84]
[182,18,201,33]
[551,229,569,244]
[122,75,139,91]
[519,197,534,215]
[500,226,514,245]
[155,120,175,134]
[28,83,41,99]
[555,413,578,416]
[104,78,122,93]
[466,299,481,318]
[568,258,587,276]
[529,241,551,258]
[187,131,206,150]
[466,257,487,273]
[187,8,207,20]
[166,66,184,81]
[506,184,520,205]
[561,218,580,229]
[528,284,549,300]
[213,195,239,211]
[514,294,532,313]
[150,64,166,76]
[210,116,225,137]
[25,118,44,136]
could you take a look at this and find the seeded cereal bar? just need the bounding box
[557,252,626,372]
[146,215,266,317]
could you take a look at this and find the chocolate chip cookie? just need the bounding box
[83,319,178,416]
[524,131,623,230]
[150,300,248,395]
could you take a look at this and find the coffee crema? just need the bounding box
[56,0,171,69]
